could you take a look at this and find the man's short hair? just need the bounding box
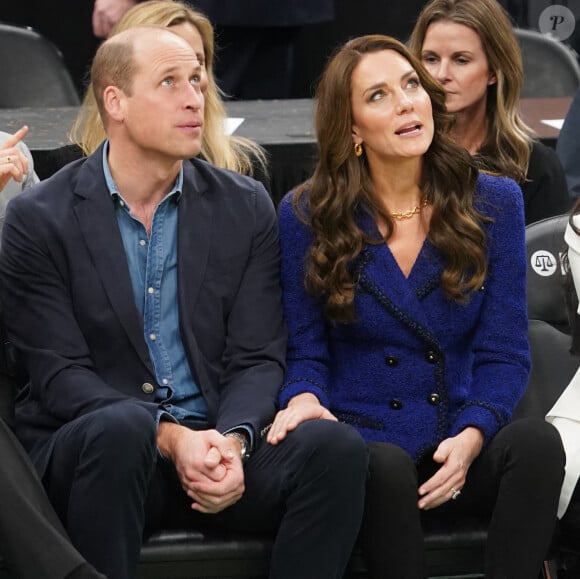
[91,36,135,125]
[90,27,167,126]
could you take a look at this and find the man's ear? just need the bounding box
[103,86,125,123]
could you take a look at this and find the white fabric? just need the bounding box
[547,218,580,517]
[565,217,580,315]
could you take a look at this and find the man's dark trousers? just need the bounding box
[42,401,368,579]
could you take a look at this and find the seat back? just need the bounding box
[513,214,579,419]
[525,213,570,329]
[515,28,580,98]
[513,319,578,419]
[0,22,80,108]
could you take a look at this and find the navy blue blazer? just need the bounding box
[0,146,286,474]
[278,174,531,460]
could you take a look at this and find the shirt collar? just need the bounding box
[102,140,184,205]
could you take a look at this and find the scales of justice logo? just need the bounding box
[530,250,567,277]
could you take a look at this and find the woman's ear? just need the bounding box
[488,71,497,86]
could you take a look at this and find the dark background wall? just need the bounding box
[291,0,429,98]
[3,1,578,101]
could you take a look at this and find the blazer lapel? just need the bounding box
[72,148,154,374]
[177,161,212,316]
[355,210,444,338]
[175,162,213,384]
[408,240,446,300]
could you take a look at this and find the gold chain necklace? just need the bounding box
[390,198,428,220]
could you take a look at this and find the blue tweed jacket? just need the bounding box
[278,173,531,460]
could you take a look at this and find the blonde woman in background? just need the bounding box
[409,0,570,225]
[71,0,267,180]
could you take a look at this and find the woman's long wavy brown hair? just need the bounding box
[409,0,533,183]
[294,35,488,323]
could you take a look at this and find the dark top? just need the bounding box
[556,86,580,201]
[522,140,571,225]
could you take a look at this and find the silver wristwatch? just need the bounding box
[225,431,250,462]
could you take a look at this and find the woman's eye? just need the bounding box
[370,90,384,102]
[422,55,438,64]
[407,77,420,89]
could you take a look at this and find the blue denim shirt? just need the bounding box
[102,143,208,422]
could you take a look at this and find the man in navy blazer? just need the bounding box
[0,26,367,579]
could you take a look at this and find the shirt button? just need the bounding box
[162,378,169,385]
[139,239,147,247]
[389,399,403,410]
[149,333,156,341]
[425,351,437,363]
[148,287,154,294]
[428,393,440,405]
[142,382,155,394]
[119,200,125,207]
[385,356,398,367]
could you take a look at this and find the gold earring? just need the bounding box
[354,142,363,157]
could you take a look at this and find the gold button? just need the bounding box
[428,393,440,405]
[142,382,155,394]
[385,356,398,367]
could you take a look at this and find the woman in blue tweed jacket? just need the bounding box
[267,35,565,578]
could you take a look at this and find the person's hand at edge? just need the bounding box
[92,0,138,38]
[0,126,30,192]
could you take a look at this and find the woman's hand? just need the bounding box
[267,393,337,445]
[0,126,30,192]
[417,426,484,510]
